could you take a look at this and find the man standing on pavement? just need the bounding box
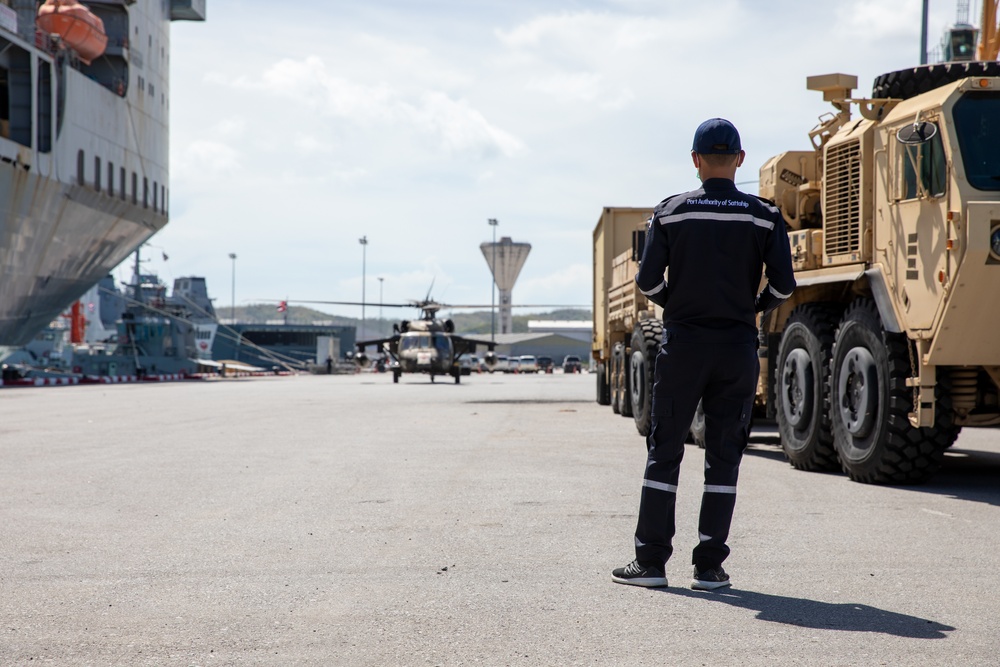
[612,118,796,591]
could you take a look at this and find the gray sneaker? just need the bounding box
[691,566,731,591]
[612,560,668,588]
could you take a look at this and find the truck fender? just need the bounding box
[865,268,902,334]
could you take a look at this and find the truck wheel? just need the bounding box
[872,61,1000,99]
[610,345,622,414]
[629,320,662,436]
[689,399,706,448]
[776,303,841,471]
[829,299,959,484]
[618,343,633,418]
[596,362,611,405]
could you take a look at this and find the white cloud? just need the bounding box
[516,263,592,305]
[211,117,248,139]
[832,0,930,41]
[174,140,241,179]
[159,1,964,318]
[497,11,668,53]
[403,91,524,158]
[291,133,332,155]
[229,55,522,158]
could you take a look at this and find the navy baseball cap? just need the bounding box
[692,118,742,154]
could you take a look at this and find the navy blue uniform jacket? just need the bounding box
[635,178,796,344]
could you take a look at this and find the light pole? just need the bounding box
[359,236,368,338]
[228,252,237,323]
[487,218,498,341]
[378,276,384,334]
[920,0,929,64]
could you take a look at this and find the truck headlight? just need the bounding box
[992,224,1000,260]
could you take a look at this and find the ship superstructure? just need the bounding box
[0,0,205,346]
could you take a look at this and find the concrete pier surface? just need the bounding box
[2,372,999,666]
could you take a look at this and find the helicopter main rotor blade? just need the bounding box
[261,299,588,310]
[265,299,418,308]
[427,304,590,309]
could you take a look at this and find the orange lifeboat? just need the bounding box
[37,0,108,65]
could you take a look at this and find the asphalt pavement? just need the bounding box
[2,371,999,666]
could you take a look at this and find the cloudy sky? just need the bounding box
[142,0,967,319]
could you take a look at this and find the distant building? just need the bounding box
[213,323,356,368]
[527,320,591,344]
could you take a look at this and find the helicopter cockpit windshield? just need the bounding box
[434,333,452,355]
[399,334,430,351]
[398,332,453,356]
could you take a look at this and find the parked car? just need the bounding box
[537,356,554,373]
[518,355,539,373]
[508,357,521,374]
[457,354,482,375]
[562,355,582,373]
[489,354,509,373]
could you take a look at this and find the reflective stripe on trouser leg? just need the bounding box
[692,344,756,571]
[694,483,739,570]
[634,450,682,566]
[634,343,703,567]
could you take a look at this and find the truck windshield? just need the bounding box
[953,92,1000,191]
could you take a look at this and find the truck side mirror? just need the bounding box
[897,121,938,145]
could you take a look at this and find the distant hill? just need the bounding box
[227,304,591,335]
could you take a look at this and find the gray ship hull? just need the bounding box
[0,1,205,347]
[0,164,163,345]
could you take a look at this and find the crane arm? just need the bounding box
[979,0,1000,61]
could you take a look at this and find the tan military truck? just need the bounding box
[592,207,653,422]
[594,62,1000,484]
[759,63,1000,484]
[592,207,706,443]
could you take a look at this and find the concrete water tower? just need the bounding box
[480,236,531,335]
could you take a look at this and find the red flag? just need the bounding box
[277,300,287,313]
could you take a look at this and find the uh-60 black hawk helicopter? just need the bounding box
[354,298,497,384]
[284,295,497,384]
[284,292,583,384]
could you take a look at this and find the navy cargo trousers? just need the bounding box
[634,332,758,571]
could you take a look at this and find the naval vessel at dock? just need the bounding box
[0,0,206,349]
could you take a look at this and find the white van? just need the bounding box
[518,355,539,373]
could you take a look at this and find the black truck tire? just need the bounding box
[596,361,611,405]
[618,343,633,418]
[775,303,841,471]
[829,299,960,484]
[872,61,1000,100]
[610,344,622,415]
[629,320,662,436]
[689,399,706,449]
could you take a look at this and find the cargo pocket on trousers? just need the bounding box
[737,397,753,447]
[647,396,674,453]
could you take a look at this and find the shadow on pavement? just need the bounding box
[893,446,1000,507]
[661,587,954,639]
[744,422,1000,507]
